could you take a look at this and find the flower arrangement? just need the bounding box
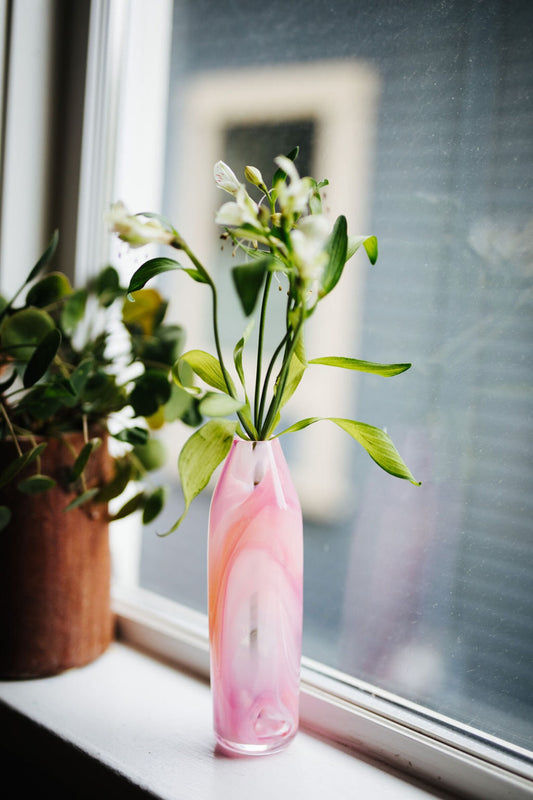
[110,148,419,534]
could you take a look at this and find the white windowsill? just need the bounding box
[0,639,449,800]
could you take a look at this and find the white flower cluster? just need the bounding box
[214,156,332,290]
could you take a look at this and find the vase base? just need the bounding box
[215,731,297,757]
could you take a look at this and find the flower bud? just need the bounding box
[244,165,266,190]
[214,161,241,195]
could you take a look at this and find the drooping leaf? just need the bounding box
[23,328,62,388]
[0,505,11,530]
[319,215,348,298]
[94,459,133,503]
[25,272,72,308]
[199,392,244,417]
[0,308,55,361]
[142,486,166,524]
[308,356,411,377]
[113,426,149,446]
[63,488,100,512]
[363,235,378,265]
[232,256,271,316]
[70,438,102,482]
[233,319,254,394]
[0,444,47,489]
[161,419,237,536]
[277,416,420,485]
[17,474,56,494]
[111,491,147,521]
[126,257,207,297]
[177,350,236,396]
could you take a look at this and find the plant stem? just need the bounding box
[179,241,256,440]
[259,310,305,440]
[0,402,21,455]
[254,271,273,431]
[256,331,289,437]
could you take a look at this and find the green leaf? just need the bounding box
[319,215,348,298]
[233,319,254,395]
[276,352,307,412]
[95,265,121,306]
[17,474,56,494]
[0,505,11,530]
[0,444,46,490]
[308,356,411,377]
[26,230,59,285]
[129,370,171,417]
[178,350,236,396]
[70,359,93,396]
[276,416,420,485]
[70,438,101,482]
[199,392,244,417]
[231,256,271,316]
[0,307,55,361]
[111,491,146,521]
[113,426,149,446]
[363,235,378,265]
[63,488,99,512]
[25,272,72,308]
[60,288,88,332]
[161,419,237,536]
[272,146,299,185]
[127,257,207,297]
[142,487,166,525]
[133,438,166,471]
[94,459,132,503]
[23,328,62,388]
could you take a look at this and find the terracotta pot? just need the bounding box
[0,432,115,678]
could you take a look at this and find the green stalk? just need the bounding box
[254,271,273,431]
[179,241,256,440]
[256,330,289,437]
[259,309,305,440]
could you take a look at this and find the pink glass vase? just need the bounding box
[208,437,303,756]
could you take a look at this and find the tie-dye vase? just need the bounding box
[208,437,303,756]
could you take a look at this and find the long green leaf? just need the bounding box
[308,356,411,377]
[276,352,307,411]
[17,474,56,495]
[161,419,237,536]
[319,215,348,298]
[26,230,59,285]
[0,444,47,489]
[178,350,236,396]
[70,438,102,482]
[127,257,206,297]
[276,416,420,485]
[0,505,11,530]
[63,488,99,512]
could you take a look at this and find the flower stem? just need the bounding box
[254,271,273,431]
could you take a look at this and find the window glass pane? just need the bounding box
[137,0,533,751]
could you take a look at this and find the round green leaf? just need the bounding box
[0,308,55,361]
[142,487,166,524]
[133,438,166,471]
[130,370,171,417]
[26,272,72,308]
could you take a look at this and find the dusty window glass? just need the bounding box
[137,0,533,751]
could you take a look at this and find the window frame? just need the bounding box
[16,2,529,798]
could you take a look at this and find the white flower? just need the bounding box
[290,214,332,285]
[108,202,174,248]
[214,160,241,195]
[215,185,261,229]
[273,155,313,216]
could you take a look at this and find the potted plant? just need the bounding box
[0,230,186,678]
[110,148,420,755]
